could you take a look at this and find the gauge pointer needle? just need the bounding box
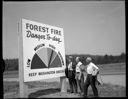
[48,50,53,68]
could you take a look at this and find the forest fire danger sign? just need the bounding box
[22,19,66,82]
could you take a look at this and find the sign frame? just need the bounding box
[18,19,67,97]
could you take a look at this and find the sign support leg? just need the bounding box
[60,76,67,92]
[19,81,28,98]
[18,21,28,98]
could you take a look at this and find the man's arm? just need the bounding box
[92,63,99,70]
[92,63,99,76]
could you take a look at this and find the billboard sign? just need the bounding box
[22,19,66,82]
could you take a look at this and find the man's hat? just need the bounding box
[69,56,73,59]
[75,57,80,61]
[86,57,92,62]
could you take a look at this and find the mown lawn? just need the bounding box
[3,81,126,98]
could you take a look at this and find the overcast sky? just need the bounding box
[3,1,125,59]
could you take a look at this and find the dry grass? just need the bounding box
[3,81,126,98]
[3,63,126,98]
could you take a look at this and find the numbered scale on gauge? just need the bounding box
[31,47,62,69]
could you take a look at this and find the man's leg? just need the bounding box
[69,78,73,93]
[83,74,90,97]
[78,79,82,93]
[72,79,77,93]
[80,74,84,93]
[76,73,81,93]
[90,76,98,97]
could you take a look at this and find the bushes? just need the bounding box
[4,53,125,71]
[4,59,18,71]
[66,52,126,65]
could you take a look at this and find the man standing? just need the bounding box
[75,57,84,95]
[83,57,99,97]
[65,56,77,93]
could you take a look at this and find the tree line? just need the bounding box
[66,52,125,65]
[3,52,125,71]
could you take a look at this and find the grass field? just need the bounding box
[3,62,126,78]
[3,81,126,98]
[3,62,126,98]
[98,62,125,74]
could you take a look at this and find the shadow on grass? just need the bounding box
[28,88,61,98]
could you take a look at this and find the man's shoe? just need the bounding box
[83,95,88,98]
[81,92,84,96]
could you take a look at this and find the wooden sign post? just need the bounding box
[18,20,28,98]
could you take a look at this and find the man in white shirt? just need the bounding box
[83,57,99,97]
[75,57,84,94]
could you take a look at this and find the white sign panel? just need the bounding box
[22,19,66,82]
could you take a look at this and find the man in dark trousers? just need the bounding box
[65,56,77,93]
[83,57,99,97]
